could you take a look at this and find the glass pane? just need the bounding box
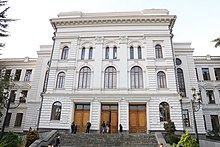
[76,105,83,110]
[110,105,118,110]
[102,105,110,110]
[129,105,137,110]
[138,105,145,110]
[84,105,90,110]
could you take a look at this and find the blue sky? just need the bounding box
[2,0,220,57]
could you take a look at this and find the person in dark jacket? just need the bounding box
[119,124,123,133]
[86,121,91,133]
[71,121,75,134]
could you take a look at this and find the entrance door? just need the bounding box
[211,115,220,131]
[74,104,90,133]
[129,104,146,134]
[101,104,118,133]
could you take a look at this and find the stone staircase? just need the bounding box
[59,133,158,147]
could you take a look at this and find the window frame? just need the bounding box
[61,46,69,60]
[155,44,163,58]
[157,71,167,88]
[51,101,62,120]
[130,46,134,59]
[14,113,23,127]
[113,46,117,59]
[78,66,91,89]
[159,102,170,122]
[138,46,142,59]
[56,72,65,89]
[105,46,109,59]
[88,47,93,60]
[130,66,143,89]
[81,47,86,60]
[104,66,117,89]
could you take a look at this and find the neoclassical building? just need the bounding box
[1,9,219,135]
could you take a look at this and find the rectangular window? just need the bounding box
[203,115,207,130]
[5,113,12,127]
[195,68,199,81]
[88,48,93,60]
[202,68,211,80]
[183,109,190,127]
[14,113,23,127]
[105,47,109,59]
[20,90,28,103]
[138,47,142,59]
[24,69,32,81]
[130,47,134,59]
[81,48,85,60]
[10,90,17,103]
[14,69,22,81]
[113,47,117,59]
[211,115,219,131]
[206,90,215,104]
[214,68,220,80]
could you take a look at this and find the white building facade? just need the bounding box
[37,9,204,134]
[2,9,218,135]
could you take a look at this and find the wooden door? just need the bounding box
[129,110,138,133]
[129,105,146,134]
[111,110,118,133]
[74,110,90,133]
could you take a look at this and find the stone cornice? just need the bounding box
[51,15,176,28]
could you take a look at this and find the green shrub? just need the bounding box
[25,129,39,147]
[164,120,176,135]
[177,131,198,147]
[169,134,180,145]
[0,131,22,147]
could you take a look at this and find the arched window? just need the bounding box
[157,71,167,88]
[177,68,186,97]
[113,46,117,59]
[56,72,65,88]
[61,46,69,60]
[81,47,85,60]
[155,44,163,58]
[138,46,142,59]
[104,66,117,88]
[88,47,93,60]
[78,67,91,88]
[130,46,134,59]
[130,66,143,88]
[159,102,170,122]
[51,101,62,120]
[105,47,109,59]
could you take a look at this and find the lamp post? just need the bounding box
[191,87,202,145]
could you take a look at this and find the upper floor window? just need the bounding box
[130,66,143,89]
[176,58,182,65]
[183,109,190,127]
[56,72,65,88]
[155,44,163,58]
[10,90,17,103]
[5,69,11,79]
[214,68,220,80]
[159,102,170,122]
[104,66,117,89]
[195,68,199,81]
[14,113,23,127]
[78,67,91,88]
[14,69,22,81]
[202,68,211,80]
[130,46,134,59]
[51,101,62,120]
[20,90,28,103]
[24,69,32,81]
[88,47,93,60]
[138,46,142,59]
[5,113,12,127]
[105,47,109,59]
[157,71,167,88]
[113,46,117,59]
[177,68,186,97]
[61,46,69,60]
[81,47,85,60]
[206,90,215,104]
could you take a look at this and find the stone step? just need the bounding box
[59,133,158,147]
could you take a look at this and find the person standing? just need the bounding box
[86,121,91,133]
[119,124,123,133]
[106,121,110,133]
[74,125,77,134]
[71,121,75,134]
[101,121,105,134]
